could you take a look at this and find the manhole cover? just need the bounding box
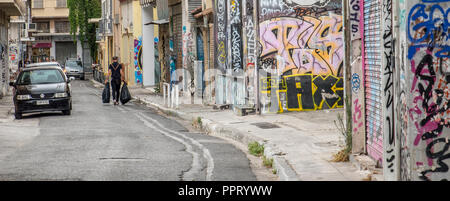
[251,122,280,129]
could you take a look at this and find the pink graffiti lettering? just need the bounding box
[353,98,363,132]
[259,15,343,76]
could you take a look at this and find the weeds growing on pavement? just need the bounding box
[263,156,273,168]
[192,117,203,129]
[248,141,264,157]
[332,96,352,162]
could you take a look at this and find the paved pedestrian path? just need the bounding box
[100,81,383,181]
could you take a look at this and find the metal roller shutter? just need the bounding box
[55,41,77,66]
[364,0,383,163]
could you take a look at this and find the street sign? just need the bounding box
[10,19,25,23]
[20,37,35,42]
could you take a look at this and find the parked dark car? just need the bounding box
[64,59,84,80]
[10,65,72,119]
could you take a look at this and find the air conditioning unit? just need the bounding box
[28,23,37,32]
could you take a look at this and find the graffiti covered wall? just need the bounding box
[244,0,257,105]
[230,0,243,73]
[350,0,366,154]
[134,36,143,84]
[258,0,344,113]
[214,0,228,73]
[405,0,449,181]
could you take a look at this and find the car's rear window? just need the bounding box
[17,69,65,85]
[65,60,82,68]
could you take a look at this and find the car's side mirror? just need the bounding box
[9,81,15,87]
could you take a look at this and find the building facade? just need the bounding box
[0,0,25,98]
[349,0,449,181]
[30,0,87,66]
[97,0,146,87]
[139,0,160,87]
[74,0,450,181]
[118,0,142,86]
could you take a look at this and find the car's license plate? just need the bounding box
[36,100,49,105]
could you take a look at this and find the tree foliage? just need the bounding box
[68,0,101,61]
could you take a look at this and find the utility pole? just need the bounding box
[342,0,352,134]
[255,0,260,115]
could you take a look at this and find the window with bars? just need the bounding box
[55,21,70,33]
[37,22,50,33]
[33,0,44,8]
[56,0,67,8]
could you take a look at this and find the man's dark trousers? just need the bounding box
[111,79,121,102]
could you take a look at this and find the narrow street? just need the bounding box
[0,80,257,181]
[0,0,448,185]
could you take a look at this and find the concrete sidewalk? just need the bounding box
[91,80,382,181]
[0,90,14,123]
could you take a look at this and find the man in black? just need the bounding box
[106,56,124,105]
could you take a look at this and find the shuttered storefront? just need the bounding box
[55,41,77,65]
[364,0,383,163]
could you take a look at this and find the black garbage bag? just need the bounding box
[102,82,110,103]
[120,82,131,105]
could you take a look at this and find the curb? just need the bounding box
[133,94,300,181]
[89,78,300,181]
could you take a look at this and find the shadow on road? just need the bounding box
[20,112,65,119]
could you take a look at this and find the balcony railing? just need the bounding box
[0,0,26,16]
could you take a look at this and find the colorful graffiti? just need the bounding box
[407,0,449,181]
[260,74,343,112]
[259,15,343,76]
[349,0,365,154]
[353,98,363,133]
[258,0,343,113]
[134,36,143,84]
[363,0,383,166]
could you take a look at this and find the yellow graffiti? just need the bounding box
[218,41,226,64]
[260,74,343,113]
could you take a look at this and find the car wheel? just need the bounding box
[15,111,22,119]
[63,109,71,115]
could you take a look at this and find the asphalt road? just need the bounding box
[0,80,257,181]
